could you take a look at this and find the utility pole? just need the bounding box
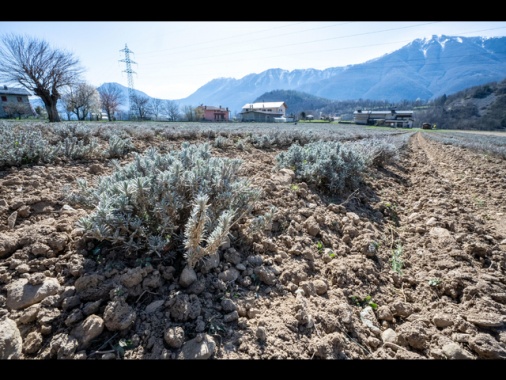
[119,44,137,120]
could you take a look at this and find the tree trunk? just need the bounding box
[46,102,61,122]
[35,89,61,122]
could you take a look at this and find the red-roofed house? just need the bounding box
[196,105,230,122]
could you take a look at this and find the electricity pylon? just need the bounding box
[119,44,137,120]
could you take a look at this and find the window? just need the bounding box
[17,97,23,103]
[1,96,6,102]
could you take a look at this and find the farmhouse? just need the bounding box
[240,101,288,122]
[0,85,35,118]
[353,109,413,128]
[196,105,230,122]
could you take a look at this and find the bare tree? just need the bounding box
[163,99,180,121]
[130,94,151,121]
[195,106,204,121]
[0,34,84,122]
[62,82,101,121]
[98,83,125,121]
[57,95,74,121]
[3,102,34,119]
[149,98,163,121]
[182,105,197,121]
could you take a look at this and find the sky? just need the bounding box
[1,21,506,100]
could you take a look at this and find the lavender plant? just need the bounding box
[213,136,231,148]
[0,123,60,167]
[51,123,91,140]
[72,142,261,267]
[275,140,366,194]
[103,134,135,159]
[62,136,101,160]
[184,194,235,269]
[352,137,399,167]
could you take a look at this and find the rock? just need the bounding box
[120,267,144,288]
[145,300,164,314]
[382,328,398,344]
[23,331,43,354]
[360,306,381,336]
[466,313,504,328]
[164,326,185,349]
[469,333,506,359]
[218,267,240,282]
[179,265,197,288]
[177,333,216,359]
[71,314,105,350]
[103,300,136,331]
[0,317,22,359]
[6,277,61,310]
[442,342,474,359]
[7,211,17,229]
[0,233,18,258]
[429,227,452,238]
[432,313,454,328]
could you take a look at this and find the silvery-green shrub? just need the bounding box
[0,123,60,167]
[352,137,399,167]
[73,142,261,267]
[104,134,135,159]
[275,140,366,194]
[62,136,101,160]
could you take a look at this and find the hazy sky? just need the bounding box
[1,21,506,100]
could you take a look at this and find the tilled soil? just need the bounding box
[1,130,505,360]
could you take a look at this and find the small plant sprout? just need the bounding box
[368,241,380,254]
[473,196,486,207]
[316,241,324,253]
[428,277,442,286]
[391,243,404,275]
[114,338,135,357]
[350,295,378,310]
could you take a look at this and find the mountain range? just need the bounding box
[31,34,506,116]
[171,34,506,114]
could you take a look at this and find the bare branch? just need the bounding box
[0,33,84,122]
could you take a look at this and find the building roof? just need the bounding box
[242,102,287,109]
[0,85,32,96]
[239,110,284,116]
[197,105,229,111]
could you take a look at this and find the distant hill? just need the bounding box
[252,79,506,130]
[415,77,506,130]
[253,90,335,116]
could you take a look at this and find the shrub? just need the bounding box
[275,140,366,194]
[72,142,261,268]
[104,134,135,159]
[0,123,59,167]
[352,138,399,167]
